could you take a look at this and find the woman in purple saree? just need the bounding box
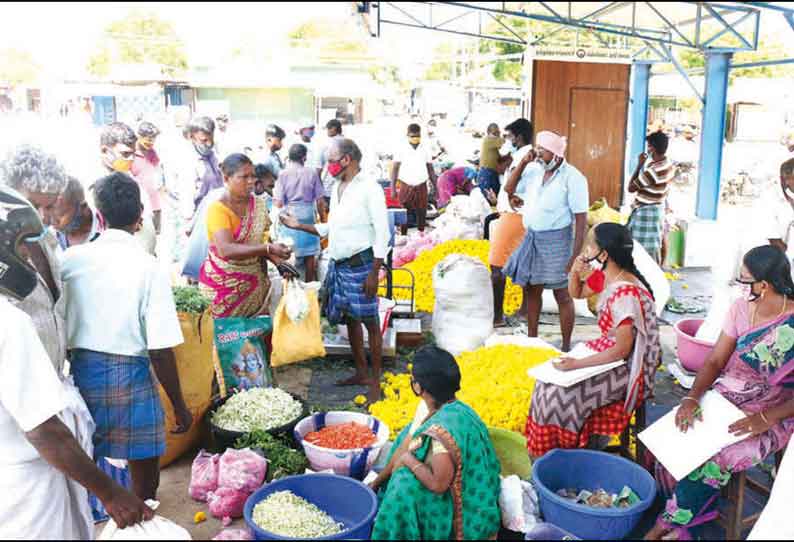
[647,246,794,540]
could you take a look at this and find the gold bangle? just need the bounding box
[760,411,771,425]
[411,462,423,474]
[265,244,270,255]
[681,397,699,406]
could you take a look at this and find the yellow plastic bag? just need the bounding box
[587,197,626,226]
[159,311,215,468]
[271,281,326,367]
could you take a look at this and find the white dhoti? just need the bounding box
[0,379,95,540]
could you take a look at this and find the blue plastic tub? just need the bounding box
[243,474,378,540]
[532,449,656,541]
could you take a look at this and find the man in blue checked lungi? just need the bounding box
[281,138,390,403]
[62,173,193,501]
[503,131,589,352]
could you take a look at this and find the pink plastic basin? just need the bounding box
[674,319,714,373]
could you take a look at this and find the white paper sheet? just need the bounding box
[527,343,626,388]
[638,391,747,481]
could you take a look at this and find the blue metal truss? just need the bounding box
[373,2,764,52]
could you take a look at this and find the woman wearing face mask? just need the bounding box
[199,154,292,319]
[370,346,501,541]
[526,223,662,460]
[646,245,794,541]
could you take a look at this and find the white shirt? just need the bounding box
[62,229,184,357]
[395,142,432,186]
[496,145,533,214]
[0,298,68,465]
[316,172,390,261]
[761,192,794,245]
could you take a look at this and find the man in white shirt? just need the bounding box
[766,158,794,254]
[390,123,437,235]
[490,118,533,326]
[319,119,346,214]
[281,138,389,403]
[0,186,152,539]
[62,173,192,500]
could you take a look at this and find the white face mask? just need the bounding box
[538,156,560,171]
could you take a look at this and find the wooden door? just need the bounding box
[568,88,628,208]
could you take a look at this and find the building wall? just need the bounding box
[195,88,314,122]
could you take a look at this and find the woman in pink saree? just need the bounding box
[647,245,794,540]
[199,154,292,318]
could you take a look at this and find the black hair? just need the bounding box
[412,346,461,405]
[743,245,794,299]
[94,173,142,228]
[288,143,308,163]
[335,138,363,162]
[187,116,215,136]
[220,153,254,178]
[594,222,655,299]
[504,118,533,146]
[781,157,794,178]
[326,119,342,133]
[487,123,500,133]
[254,163,275,180]
[407,123,422,135]
[265,124,286,140]
[137,121,160,139]
[100,122,137,148]
[646,131,669,155]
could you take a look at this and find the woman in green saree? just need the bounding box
[370,346,502,540]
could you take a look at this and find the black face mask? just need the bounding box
[585,250,608,271]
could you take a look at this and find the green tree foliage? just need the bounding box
[0,48,40,86]
[288,19,368,55]
[87,11,188,78]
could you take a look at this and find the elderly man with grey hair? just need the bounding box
[0,144,70,374]
[281,138,389,403]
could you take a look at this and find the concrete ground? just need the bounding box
[130,267,771,540]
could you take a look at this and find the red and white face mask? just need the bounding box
[585,250,608,294]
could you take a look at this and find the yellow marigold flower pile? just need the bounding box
[370,344,558,439]
[380,239,524,315]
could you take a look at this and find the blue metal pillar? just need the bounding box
[626,62,651,196]
[696,52,732,220]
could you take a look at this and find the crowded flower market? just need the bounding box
[2,1,794,540]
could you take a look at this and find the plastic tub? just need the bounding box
[294,412,390,480]
[244,474,378,540]
[674,319,714,373]
[532,449,656,541]
[488,427,532,480]
[207,392,307,452]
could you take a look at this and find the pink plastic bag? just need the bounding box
[213,529,253,541]
[213,528,253,541]
[218,448,267,493]
[188,450,220,502]
[207,487,249,519]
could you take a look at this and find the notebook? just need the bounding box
[638,390,747,481]
[527,343,626,388]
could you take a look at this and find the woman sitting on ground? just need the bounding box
[370,346,501,540]
[646,245,794,541]
[526,222,662,459]
[199,153,292,318]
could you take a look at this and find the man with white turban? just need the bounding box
[503,130,589,352]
